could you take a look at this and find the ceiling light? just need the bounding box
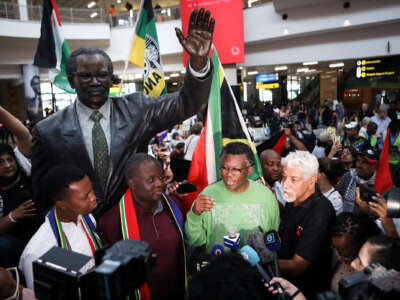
[247,71,258,75]
[180,70,186,74]
[134,73,143,79]
[343,19,351,26]
[164,76,170,80]
[90,12,98,18]
[172,82,178,86]
[297,68,309,73]
[329,62,344,68]
[283,29,289,35]
[302,61,318,66]
[170,73,179,77]
[275,66,288,71]
[117,0,121,2]
[87,1,95,8]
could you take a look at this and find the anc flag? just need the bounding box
[183,46,263,212]
[129,0,165,97]
[34,0,73,93]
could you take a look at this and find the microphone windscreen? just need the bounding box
[240,245,260,266]
[247,231,274,264]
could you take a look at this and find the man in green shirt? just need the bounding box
[185,142,280,253]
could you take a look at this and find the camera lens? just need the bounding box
[387,187,400,218]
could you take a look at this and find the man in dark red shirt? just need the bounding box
[98,154,186,300]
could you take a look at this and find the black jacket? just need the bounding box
[32,66,212,218]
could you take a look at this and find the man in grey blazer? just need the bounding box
[32,8,215,218]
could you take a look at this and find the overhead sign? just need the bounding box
[180,0,245,65]
[256,82,280,89]
[356,56,400,78]
[256,73,279,83]
[109,84,125,97]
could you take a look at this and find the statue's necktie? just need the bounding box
[90,111,109,188]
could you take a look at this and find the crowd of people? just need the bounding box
[0,7,399,300]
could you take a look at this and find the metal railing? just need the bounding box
[0,1,268,26]
[0,2,107,23]
[0,1,181,25]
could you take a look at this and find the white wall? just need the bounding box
[0,19,110,40]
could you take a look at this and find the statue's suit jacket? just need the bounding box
[32,66,212,218]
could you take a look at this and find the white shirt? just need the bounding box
[371,115,391,136]
[184,134,200,161]
[323,187,343,215]
[76,99,111,166]
[312,145,326,159]
[19,214,96,289]
[273,181,286,206]
[14,147,31,176]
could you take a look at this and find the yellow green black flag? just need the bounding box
[129,0,166,97]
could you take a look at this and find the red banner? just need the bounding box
[180,0,244,65]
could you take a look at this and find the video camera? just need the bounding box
[317,264,400,300]
[33,239,154,300]
[356,183,378,203]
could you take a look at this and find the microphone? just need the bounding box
[211,245,225,256]
[195,253,213,272]
[265,230,281,252]
[240,245,284,294]
[247,231,274,265]
[223,226,241,251]
[265,230,282,277]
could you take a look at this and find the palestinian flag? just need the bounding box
[183,46,263,212]
[374,128,394,194]
[34,0,73,93]
[129,0,166,97]
[256,131,287,156]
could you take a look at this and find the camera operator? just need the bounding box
[355,187,399,238]
[278,151,336,298]
[337,148,378,213]
[350,235,400,272]
[330,213,381,292]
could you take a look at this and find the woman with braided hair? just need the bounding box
[330,212,381,292]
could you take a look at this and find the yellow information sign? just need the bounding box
[256,82,280,89]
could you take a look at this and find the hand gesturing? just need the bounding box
[175,8,215,71]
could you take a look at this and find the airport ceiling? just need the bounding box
[23,0,180,12]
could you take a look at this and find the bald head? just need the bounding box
[260,149,282,184]
[260,149,280,161]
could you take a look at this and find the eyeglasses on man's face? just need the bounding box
[219,166,249,176]
[74,71,110,82]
